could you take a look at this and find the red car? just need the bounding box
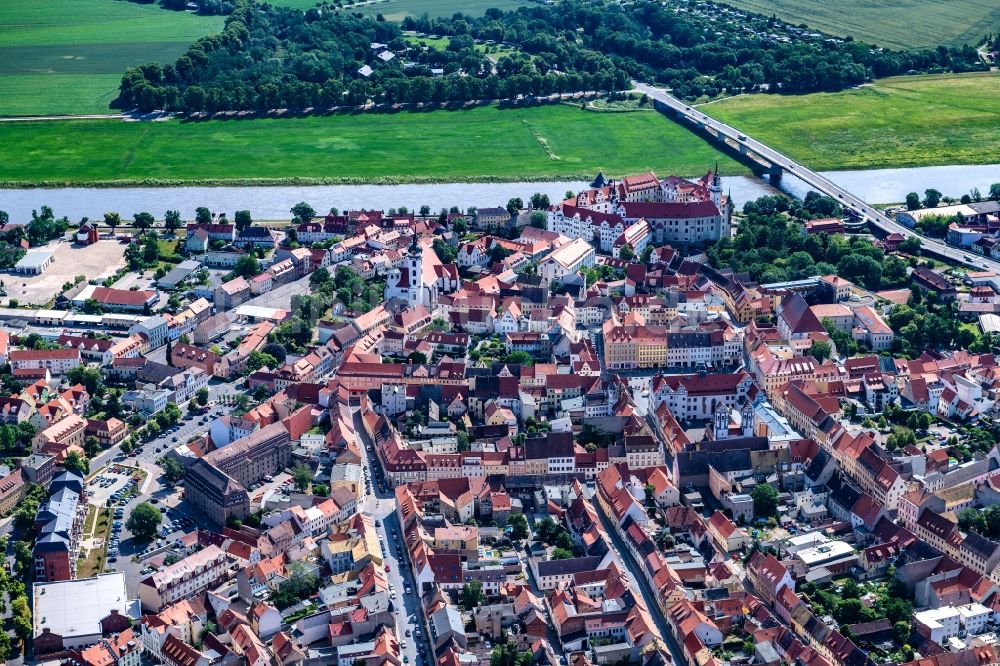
[385,564,391,572]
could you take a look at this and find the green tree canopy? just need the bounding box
[126,502,163,542]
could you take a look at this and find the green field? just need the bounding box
[336,0,529,21]
[722,0,1000,50]
[0,104,747,185]
[708,72,1000,171]
[0,0,224,116]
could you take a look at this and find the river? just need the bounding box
[0,163,998,221]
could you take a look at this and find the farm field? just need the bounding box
[0,0,224,116]
[334,0,529,21]
[0,104,747,185]
[707,72,1000,171]
[721,0,1000,50]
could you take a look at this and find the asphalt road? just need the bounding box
[634,82,1000,273]
[353,407,434,666]
[587,485,687,666]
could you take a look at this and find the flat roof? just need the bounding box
[234,304,290,320]
[14,251,54,269]
[33,572,138,639]
[794,540,855,567]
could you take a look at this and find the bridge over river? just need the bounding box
[634,82,998,272]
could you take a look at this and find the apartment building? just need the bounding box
[138,545,231,611]
[9,348,81,375]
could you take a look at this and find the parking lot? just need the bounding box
[86,466,144,566]
[6,239,126,305]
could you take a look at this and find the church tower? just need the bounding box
[407,233,426,306]
[709,161,723,211]
[741,400,755,437]
[713,402,730,441]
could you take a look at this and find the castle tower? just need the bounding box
[709,161,723,210]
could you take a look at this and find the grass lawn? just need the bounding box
[0,0,224,116]
[0,104,747,185]
[78,507,112,578]
[720,0,1000,50]
[707,72,1000,171]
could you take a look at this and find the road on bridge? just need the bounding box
[633,82,1000,273]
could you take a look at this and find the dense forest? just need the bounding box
[116,0,629,112]
[117,0,986,112]
[413,0,985,98]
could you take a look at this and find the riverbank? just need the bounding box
[708,72,1000,171]
[0,104,748,187]
[3,164,997,222]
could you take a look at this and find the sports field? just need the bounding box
[0,0,224,116]
[722,0,1000,50]
[708,72,1000,171]
[0,104,746,185]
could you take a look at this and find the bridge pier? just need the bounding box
[768,164,783,184]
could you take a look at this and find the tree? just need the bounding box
[309,266,331,288]
[126,502,163,542]
[234,210,252,231]
[195,207,213,225]
[67,364,104,394]
[989,183,1000,201]
[291,201,316,222]
[530,192,550,209]
[505,197,523,216]
[809,339,832,363]
[164,209,183,234]
[619,244,634,261]
[923,188,942,208]
[63,450,89,476]
[270,563,320,609]
[11,595,31,643]
[491,641,533,666]
[292,462,313,492]
[509,513,529,540]
[899,236,922,255]
[133,211,155,231]
[750,484,779,518]
[160,456,186,486]
[196,387,209,407]
[407,351,428,364]
[233,254,260,278]
[505,350,533,366]
[905,192,921,210]
[460,580,485,609]
[551,547,573,560]
[247,350,277,372]
[0,630,10,662]
[529,210,546,228]
[104,211,121,235]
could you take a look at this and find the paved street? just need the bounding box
[587,486,686,666]
[353,406,434,666]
